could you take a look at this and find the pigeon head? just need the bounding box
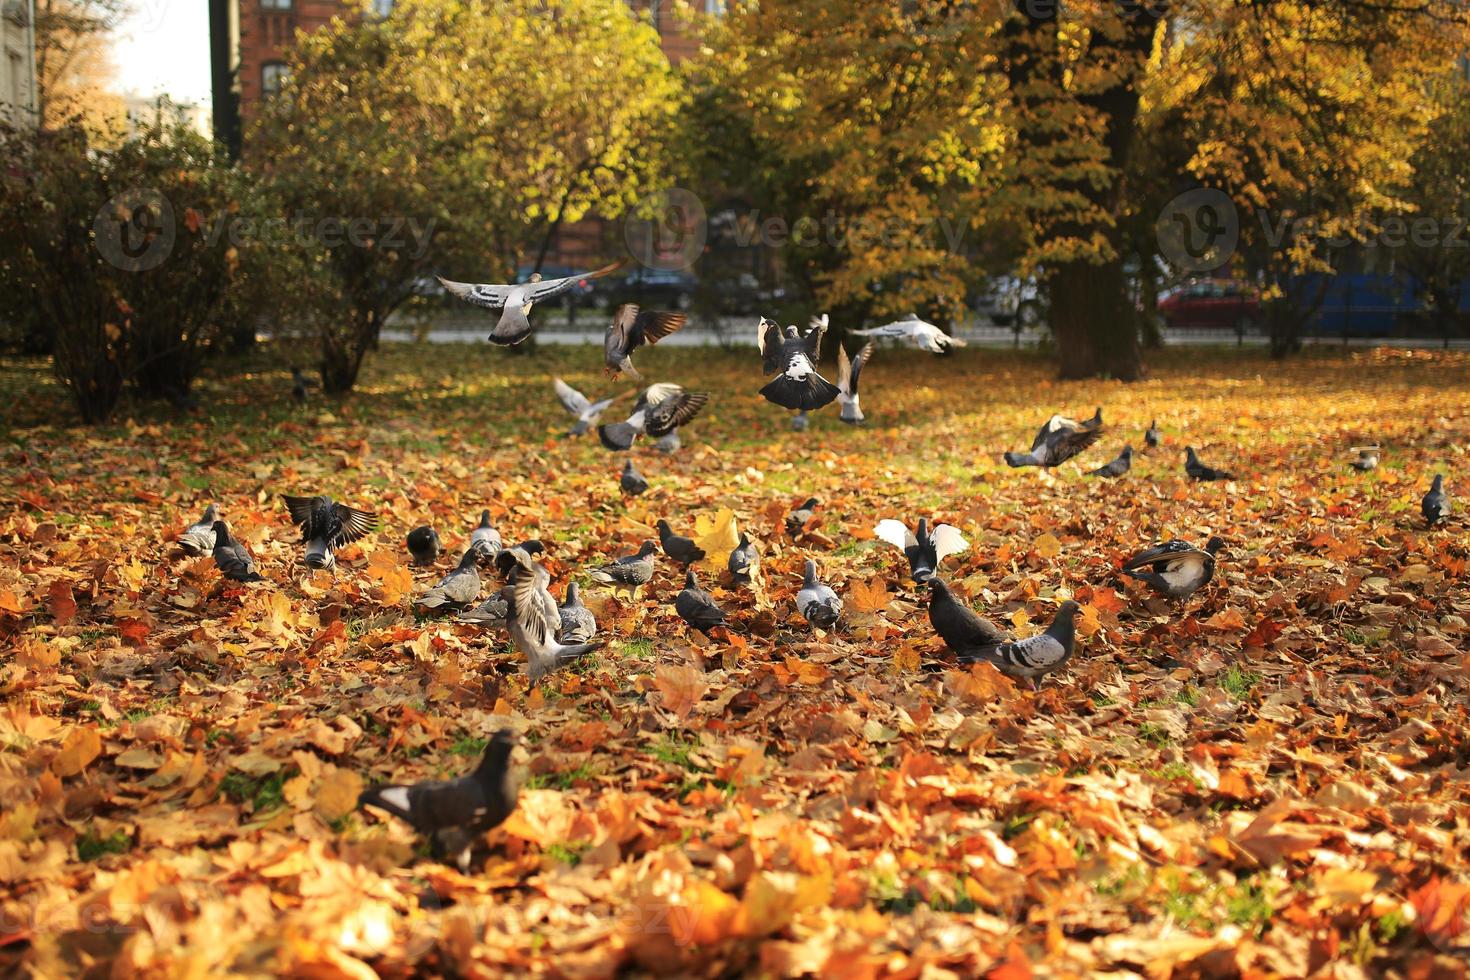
[456,548,483,570]
[1431,474,1444,491]
[799,497,818,510]
[1121,445,1134,457]
[202,503,219,522]
[655,519,673,538]
[637,540,658,557]
[685,569,700,590]
[475,728,520,775]
[211,520,232,544]
[802,559,819,585]
[1054,600,1081,621]
[1204,536,1225,555]
[479,509,493,527]
[1185,446,1198,459]
[565,581,581,605]
[927,577,951,597]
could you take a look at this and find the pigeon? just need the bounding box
[656,519,706,566]
[282,494,379,570]
[927,578,1012,663]
[1184,446,1234,481]
[791,411,809,432]
[437,261,622,346]
[290,367,314,405]
[177,503,219,556]
[758,315,840,411]
[1422,474,1449,525]
[211,520,263,582]
[552,378,623,437]
[416,549,482,612]
[851,313,966,354]
[1087,446,1134,478]
[1145,419,1161,448]
[797,559,842,629]
[469,510,503,557]
[598,383,710,451]
[603,304,688,379]
[785,497,818,537]
[1121,537,1223,600]
[589,540,657,600]
[458,585,513,626]
[982,600,1079,688]
[557,582,597,645]
[1004,409,1105,468]
[1349,446,1380,472]
[492,539,545,580]
[654,430,682,454]
[407,525,441,565]
[728,532,758,585]
[874,518,969,584]
[357,728,519,872]
[674,569,726,633]
[501,546,600,684]
[620,459,649,496]
[835,341,874,425]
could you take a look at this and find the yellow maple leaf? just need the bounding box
[849,577,889,614]
[693,508,740,574]
[1033,533,1062,559]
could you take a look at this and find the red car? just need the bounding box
[1157,279,1260,331]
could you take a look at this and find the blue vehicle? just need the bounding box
[1289,272,1470,336]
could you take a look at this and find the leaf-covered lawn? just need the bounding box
[2,343,1468,977]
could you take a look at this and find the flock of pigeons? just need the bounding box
[207,261,1452,868]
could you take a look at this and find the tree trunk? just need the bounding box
[319,307,377,394]
[1051,260,1144,380]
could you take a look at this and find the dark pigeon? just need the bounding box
[1121,537,1223,599]
[620,459,649,496]
[797,559,842,629]
[674,569,726,633]
[656,519,706,566]
[212,520,263,582]
[1004,409,1105,468]
[1087,446,1133,478]
[1145,419,1161,448]
[598,383,709,451]
[791,411,809,432]
[758,315,840,411]
[291,367,314,406]
[874,517,969,584]
[785,497,818,537]
[407,525,441,565]
[604,304,688,379]
[589,540,657,600]
[1184,446,1234,481]
[928,578,1011,663]
[282,494,379,570]
[1422,474,1449,526]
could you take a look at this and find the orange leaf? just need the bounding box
[654,664,707,721]
[849,577,889,614]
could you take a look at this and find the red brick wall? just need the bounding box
[237,0,345,123]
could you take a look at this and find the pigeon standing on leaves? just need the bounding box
[984,601,1080,689]
[458,585,513,627]
[407,526,441,565]
[656,519,706,566]
[1121,537,1224,600]
[850,314,967,354]
[836,341,875,425]
[654,431,682,454]
[470,511,503,557]
[1184,446,1234,481]
[675,570,726,633]
[1349,446,1380,472]
[1004,409,1104,468]
[552,378,623,437]
[927,578,1011,663]
[589,541,657,601]
[357,728,520,872]
[785,497,818,537]
[177,503,219,556]
[620,459,649,496]
[436,261,622,346]
[212,521,263,583]
[874,518,969,584]
[1145,420,1161,448]
[757,315,840,411]
[728,533,758,585]
[282,494,379,571]
[791,411,809,433]
[797,560,842,629]
[598,383,710,451]
[290,367,314,406]
[1422,474,1449,526]
[1087,446,1134,478]
[557,582,597,645]
[502,546,600,684]
[416,549,483,612]
[603,304,689,379]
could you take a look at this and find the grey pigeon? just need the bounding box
[874,518,969,584]
[492,540,545,580]
[786,497,818,537]
[758,315,839,411]
[458,585,513,627]
[598,383,709,451]
[604,304,688,379]
[407,525,441,565]
[836,341,875,425]
[1005,409,1104,468]
[728,532,758,585]
[654,430,681,454]
[177,503,218,556]
[850,314,966,354]
[553,378,623,437]
[1349,446,1380,472]
[674,569,726,633]
[211,520,263,583]
[791,411,810,432]
[1145,419,1161,448]
[357,728,519,872]
[501,547,600,684]
[927,578,1011,663]
[1087,446,1133,478]
[980,601,1079,688]
[1423,474,1449,525]
[620,459,649,496]
[589,540,657,600]
[417,549,482,612]
[656,519,706,566]
[1121,537,1223,599]
[437,261,622,346]
[1184,446,1234,481]
[282,494,379,570]
[557,582,597,645]
[796,559,842,629]
[470,510,503,557]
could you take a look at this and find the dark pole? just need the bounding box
[209,0,241,158]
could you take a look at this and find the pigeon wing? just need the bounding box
[930,524,969,564]
[553,378,591,416]
[522,260,623,303]
[636,310,688,345]
[436,276,513,310]
[759,318,784,374]
[874,519,919,551]
[332,504,379,545]
[848,342,874,394]
[645,392,709,436]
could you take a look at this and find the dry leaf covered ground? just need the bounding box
[2,343,1469,978]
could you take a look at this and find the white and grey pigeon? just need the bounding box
[357,728,519,872]
[927,578,1011,664]
[1004,409,1104,468]
[1087,445,1133,478]
[603,304,688,379]
[797,559,842,630]
[212,520,264,583]
[674,569,726,634]
[874,518,969,584]
[416,549,483,612]
[557,582,597,645]
[282,494,379,571]
[553,378,624,437]
[1120,537,1223,600]
[1184,446,1235,481]
[598,383,710,452]
[1422,474,1449,526]
[1349,446,1380,472]
[835,341,875,425]
[437,261,621,346]
[758,315,840,411]
[728,532,758,585]
[502,546,600,684]
[620,459,649,496]
[589,540,658,601]
[470,510,503,557]
[177,503,219,556]
[851,313,967,355]
[982,601,1080,689]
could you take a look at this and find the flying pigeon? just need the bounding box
[874,518,969,584]
[797,559,842,629]
[598,383,710,451]
[211,521,263,583]
[290,367,314,406]
[469,510,503,557]
[1121,537,1223,599]
[1004,409,1105,468]
[1422,474,1449,525]
[656,519,706,566]
[501,546,600,684]
[1087,446,1134,478]
[416,549,482,612]
[835,341,875,425]
[728,532,758,585]
[791,411,810,432]
[1145,419,1161,448]
[674,569,726,633]
[437,261,622,346]
[177,503,218,556]
[851,313,966,354]
[927,578,1011,663]
[458,585,513,627]
[553,378,624,437]
[282,494,379,570]
[357,728,519,872]
[407,525,441,565]
[785,497,818,537]
[557,582,597,645]
[1184,447,1234,481]
[982,601,1080,688]
[758,315,840,411]
[620,459,649,496]
[1349,446,1380,472]
[603,304,688,379]
[589,540,657,601]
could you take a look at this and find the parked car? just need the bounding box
[974,275,1044,328]
[599,267,698,312]
[1157,278,1260,331]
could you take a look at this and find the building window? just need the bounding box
[260,0,293,9]
[261,62,289,98]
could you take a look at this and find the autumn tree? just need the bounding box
[33,0,127,132]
